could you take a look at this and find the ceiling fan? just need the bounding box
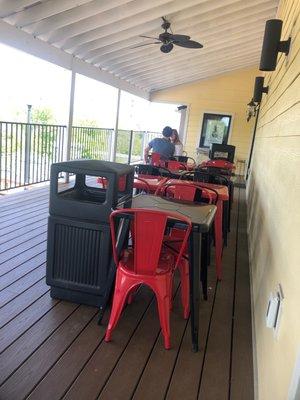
[133,17,203,53]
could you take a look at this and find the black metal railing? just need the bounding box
[116,129,160,164]
[70,126,113,161]
[0,121,161,191]
[0,121,66,191]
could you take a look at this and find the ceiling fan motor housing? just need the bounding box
[160,43,173,53]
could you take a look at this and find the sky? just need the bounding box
[0,43,180,132]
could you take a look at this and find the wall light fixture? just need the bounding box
[253,77,269,104]
[259,19,291,71]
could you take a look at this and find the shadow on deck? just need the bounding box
[0,183,253,400]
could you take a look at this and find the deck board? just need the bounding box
[198,189,239,400]
[230,190,254,400]
[0,182,254,400]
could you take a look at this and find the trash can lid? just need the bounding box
[52,159,135,175]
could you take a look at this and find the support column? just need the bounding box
[177,105,188,145]
[24,104,32,184]
[110,89,121,162]
[64,68,76,182]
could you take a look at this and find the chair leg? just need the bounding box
[169,277,173,310]
[105,272,135,342]
[178,259,190,319]
[127,284,141,304]
[152,281,171,350]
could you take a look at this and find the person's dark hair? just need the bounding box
[162,126,173,138]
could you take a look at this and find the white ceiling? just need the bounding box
[0,0,279,94]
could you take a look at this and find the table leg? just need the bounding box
[201,234,209,300]
[228,182,234,231]
[189,229,202,352]
[214,199,223,280]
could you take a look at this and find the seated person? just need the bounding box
[144,126,175,163]
[171,129,184,156]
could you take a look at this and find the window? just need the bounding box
[199,113,232,148]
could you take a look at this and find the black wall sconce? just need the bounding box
[253,77,269,103]
[259,19,291,71]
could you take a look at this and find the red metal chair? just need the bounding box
[97,175,127,191]
[149,152,166,167]
[133,177,151,193]
[155,182,215,313]
[201,159,235,172]
[166,160,187,172]
[105,208,192,349]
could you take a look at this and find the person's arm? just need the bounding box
[144,140,154,163]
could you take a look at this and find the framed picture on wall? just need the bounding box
[199,113,232,148]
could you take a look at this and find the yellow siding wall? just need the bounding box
[247,0,300,399]
[150,67,258,162]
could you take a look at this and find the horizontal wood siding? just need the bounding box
[247,0,300,398]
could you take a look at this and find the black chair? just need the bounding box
[135,164,176,178]
[170,156,196,165]
[209,144,236,163]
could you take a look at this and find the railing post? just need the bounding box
[141,131,147,162]
[24,104,32,184]
[110,89,121,162]
[65,69,76,182]
[128,130,134,164]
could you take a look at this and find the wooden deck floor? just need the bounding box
[0,183,254,400]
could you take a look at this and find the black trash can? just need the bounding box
[46,159,134,307]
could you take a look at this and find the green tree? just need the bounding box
[31,107,56,156]
[31,108,56,124]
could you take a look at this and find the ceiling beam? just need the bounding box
[0,19,149,98]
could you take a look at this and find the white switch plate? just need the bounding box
[265,284,284,338]
[266,293,280,328]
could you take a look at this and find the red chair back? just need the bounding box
[203,159,235,170]
[133,177,151,193]
[110,209,191,274]
[150,152,163,167]
[167,160,187,172]
[156,182,214,204]
[97,175,126,191]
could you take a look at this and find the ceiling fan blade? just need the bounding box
[139,35,160,40]
[131,42,161,49]
[169,34,191,42]
[174,40,203,49]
